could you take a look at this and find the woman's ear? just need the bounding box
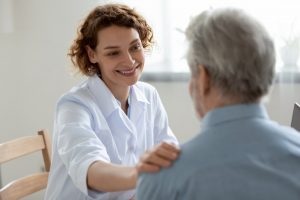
[198,64,210,95]
[86,45,97,64]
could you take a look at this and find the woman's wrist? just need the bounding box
[130,166,138,187]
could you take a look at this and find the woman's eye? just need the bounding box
[131,44,141,51]
[107,51,119,56]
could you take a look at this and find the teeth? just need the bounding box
[119,68,136,74]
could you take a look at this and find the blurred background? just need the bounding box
[1,0,300,199]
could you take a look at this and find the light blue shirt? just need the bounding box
[45,75,177,200]
[137,104,300,200]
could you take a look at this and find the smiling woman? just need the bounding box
[44,3,179,200]
[86,26,145,101]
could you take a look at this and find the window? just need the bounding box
[119,0,300,73]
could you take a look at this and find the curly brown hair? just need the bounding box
[68,3,154,76]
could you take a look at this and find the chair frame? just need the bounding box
[0,130,51,199]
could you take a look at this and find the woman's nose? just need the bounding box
[123,52,135,66]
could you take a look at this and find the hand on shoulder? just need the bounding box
[136,142,180,173]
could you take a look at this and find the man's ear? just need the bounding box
[198,64,210,95]
[86,45,97,64]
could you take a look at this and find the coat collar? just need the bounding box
[87,75,149,118]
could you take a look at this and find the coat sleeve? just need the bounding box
[55,99,110,195]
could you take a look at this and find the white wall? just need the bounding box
[1,1,300,199]
[0,0,99,142]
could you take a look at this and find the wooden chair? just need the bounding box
[0,130,51,200]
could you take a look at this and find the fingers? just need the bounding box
[137,142,180,173]
[147,151,172,167]
[140,143,179,165]
[155,146,177,160]
[160,142,180,152]
[157,142,180,159]
[136,162,160,173]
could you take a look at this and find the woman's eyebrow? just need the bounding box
[130,39,139,45]
[103,45,119,50]
[103,39,139,50]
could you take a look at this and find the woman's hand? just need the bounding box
[136,142,180,173]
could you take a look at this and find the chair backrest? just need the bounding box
[0,130,52,200]
[291,102,300,132]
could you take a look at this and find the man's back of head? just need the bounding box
[137,7,300,200]
[185,7,276,118]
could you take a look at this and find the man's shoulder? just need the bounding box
[137,139,201,198]
[137,168,180,199]
[249,118,300,144]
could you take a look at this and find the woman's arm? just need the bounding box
[87,142,180,192]
[87,161,137,192]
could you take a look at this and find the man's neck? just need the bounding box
[203,89,246,116]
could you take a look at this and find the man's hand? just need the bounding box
[136,142,180,173]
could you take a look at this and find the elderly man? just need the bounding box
[137,8,300,199]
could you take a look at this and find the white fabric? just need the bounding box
[45,75,177,200]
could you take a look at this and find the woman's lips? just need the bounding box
[117,66,139,76]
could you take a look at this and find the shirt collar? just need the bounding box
[87,75,119,118]
[87,75,149,118]
[130,84,150,105]
[201,103,269,133]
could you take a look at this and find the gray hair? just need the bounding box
[185,8,275,102]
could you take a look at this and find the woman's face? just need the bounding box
[88,25,145,92]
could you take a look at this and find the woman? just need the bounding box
[45,3,179,200]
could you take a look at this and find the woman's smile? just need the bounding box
[116,65,140,77]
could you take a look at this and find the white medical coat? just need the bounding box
[45,75,177,200]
